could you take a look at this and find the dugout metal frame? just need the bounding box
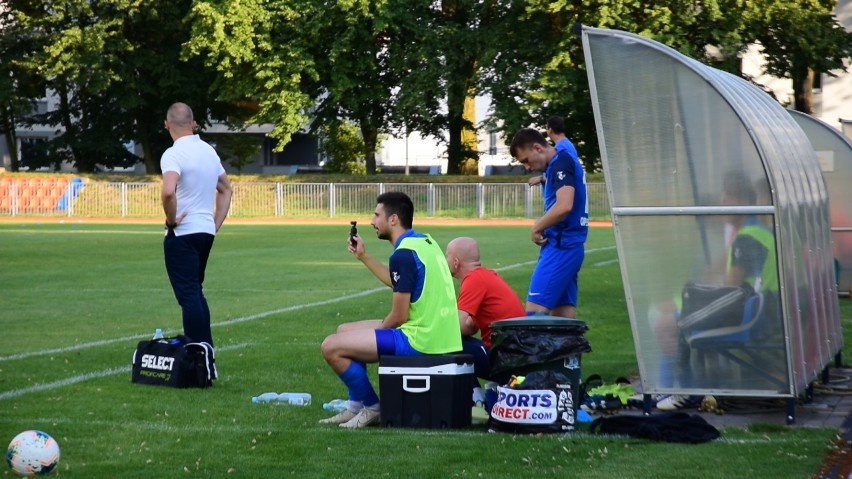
[580,26,842,423]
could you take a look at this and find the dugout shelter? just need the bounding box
[580,25,842,421]
[787,110,852,297]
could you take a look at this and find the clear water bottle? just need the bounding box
[152,328,164,340]
[323,399,348,413]
[251,392,312,406]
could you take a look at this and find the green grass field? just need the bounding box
[0,222,849,478]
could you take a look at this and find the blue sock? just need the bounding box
[339,361,379,407]
[347,361,365,401]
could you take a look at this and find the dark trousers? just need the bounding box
[164,231,215,345]
[461,336,491,381]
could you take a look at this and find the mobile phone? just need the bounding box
[349,221,358,246]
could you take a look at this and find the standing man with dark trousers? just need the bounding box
[161,102,233,346]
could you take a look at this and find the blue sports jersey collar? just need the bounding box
[393,228,421,249]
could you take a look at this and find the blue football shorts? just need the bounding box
[527,243,585,310]
[375,328,423,356]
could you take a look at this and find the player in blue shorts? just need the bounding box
[511,128,588,318]
[319,192,461,428]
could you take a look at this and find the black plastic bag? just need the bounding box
[489,324,592,381]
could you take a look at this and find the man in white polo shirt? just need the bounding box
[160,102,233,346]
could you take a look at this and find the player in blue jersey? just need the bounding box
[511,128,588,318]
[528,116,578,188]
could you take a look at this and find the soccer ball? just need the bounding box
[6,430,60,476]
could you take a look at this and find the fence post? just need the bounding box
[427,183,435,217]
[329,183,335,218]
[276,182,282,217]
[525,184,533,218]
[121,183,127,217]
[10,181,17,217]
[476,183,484,218]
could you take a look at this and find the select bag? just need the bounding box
[131,336,217,388]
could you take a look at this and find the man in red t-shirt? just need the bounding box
[446,237,526,382]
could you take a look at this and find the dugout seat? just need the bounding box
[685,291,786,389]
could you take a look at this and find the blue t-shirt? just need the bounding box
[554,138,578,158]
[389,229,425,302]
[543,148,588,246]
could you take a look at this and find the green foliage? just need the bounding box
[6,0,241,173]
[744,0,852,112]
[184,0,315,153]
[207,133,263,174]
[4,0,852,176]
[318,121,368,175]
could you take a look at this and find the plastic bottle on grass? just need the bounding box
[152,328,164,340]
[251,392,312,406]
[323,399,348,413]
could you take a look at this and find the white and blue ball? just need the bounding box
[6,430,60,476]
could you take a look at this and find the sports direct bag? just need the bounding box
[487,370,578,434]
[131,336,217,388]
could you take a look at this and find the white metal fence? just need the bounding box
[0,181,610,220]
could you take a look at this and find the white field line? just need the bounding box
[0,249,617,364]
[1,249,619,401]
[0,288,386,362]
[0,343,251,401]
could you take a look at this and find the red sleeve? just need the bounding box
[457,270,489,332]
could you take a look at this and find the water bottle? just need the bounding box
[251,392,312,406]
[323,399,348,413]
[152,328,164,340]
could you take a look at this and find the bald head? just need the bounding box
[446,237,481,279]
[164,102,196,139]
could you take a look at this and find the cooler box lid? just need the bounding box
[379,354,474,376]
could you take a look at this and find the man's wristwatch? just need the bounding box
[165,220,178,229]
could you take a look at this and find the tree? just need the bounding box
[10,0,234,173]
[318,121,369,175]
[208,133,262,174]
[0,5,43,172]
[482,0,754,173]
[299,0,402,175]
[389,1,500,175]
[746,0,852,114]
[185,0,315,164]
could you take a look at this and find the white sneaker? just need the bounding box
[340,407,381,429]
[656,395,701,411]
[319,408,359,424]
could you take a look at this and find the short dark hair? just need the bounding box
[509,128,549,158]
[376,192,414,229]
[547,116,565,135]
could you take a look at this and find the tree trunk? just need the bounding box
[1,110,19,171]
[361,122,378,175]
[138,120,158,174]
[462,94,478,174]
[445,58,477,175]
[792,67,814,115]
